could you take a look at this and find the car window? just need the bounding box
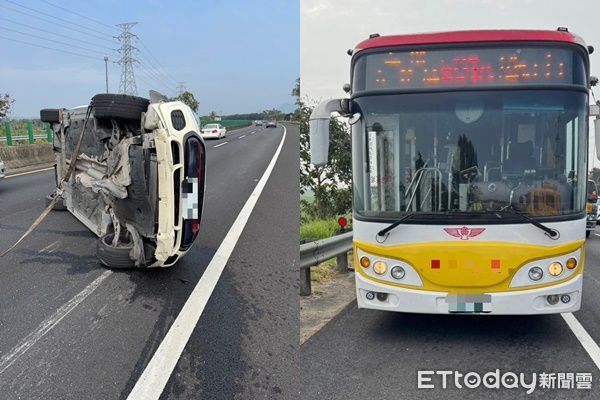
[204,124,218,129]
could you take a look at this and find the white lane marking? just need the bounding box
[39,240,60,254]
[562,313,600,371]
[127,126,287,400]
[5,167,54,178]
[0,270,112,375]
[594,233,600,237]
[250,132,255,135]
[213,142,228,148]
[239,135,246,139]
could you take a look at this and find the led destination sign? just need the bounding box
[355,46,585,91]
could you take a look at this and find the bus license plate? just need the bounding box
[446,294,492,313]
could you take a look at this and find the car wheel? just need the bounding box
[96,232,136,268]
[45,193,67,211]
[40,109,61,124]
[91,93,150,120]
[586,230,591,238]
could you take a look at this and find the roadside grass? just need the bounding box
[300,218,340,242]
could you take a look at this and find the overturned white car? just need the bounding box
[40,93,206,268]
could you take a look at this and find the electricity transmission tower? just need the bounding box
[176,82,186,96]
[115,22,139,95]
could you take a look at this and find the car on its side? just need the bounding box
[40,93,206,268]
[200,123,227,139]
[265,120,277,128]
[254,120,263,126]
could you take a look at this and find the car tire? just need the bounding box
[40,109,61,124]
[91,94,149,120]
[96,232,136,268]
[586,230,591,238]
[45,193,67,211]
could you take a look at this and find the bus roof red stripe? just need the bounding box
[354,30,587,53]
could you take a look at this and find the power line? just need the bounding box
[36,0,118,32]
[137,50,179,88]
[136,71,173,96]
[0,16,116,52]
[138,40,180,86]
[137,63,174,92]
[3,0,114,37]
[3,0,181,94]
[137,53,178,88]
[0,25,107,56]
[0,34,102,60]
[0,3,114,44]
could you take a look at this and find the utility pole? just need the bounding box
[115,22,139,96]
[104,55,109,93]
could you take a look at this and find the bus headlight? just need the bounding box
[373,261,387,275]
[566,258,577,270]
[390,266,405,280]
[548,262,563,277]
[528,266,543,281]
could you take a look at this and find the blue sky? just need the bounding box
[0,0,299,118]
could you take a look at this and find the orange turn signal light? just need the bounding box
[360,256,370,268]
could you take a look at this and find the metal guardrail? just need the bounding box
[1,121,53,146]
[0,134,48,142]
[300,231,353,296]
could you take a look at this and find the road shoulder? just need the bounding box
[300,272,356,344]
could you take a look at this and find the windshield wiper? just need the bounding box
[494,205,560,239]
[377,213,438,238]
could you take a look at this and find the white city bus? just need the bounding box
[310,28,600,314]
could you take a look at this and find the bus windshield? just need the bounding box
[352,90,587,221]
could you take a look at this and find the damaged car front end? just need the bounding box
[41,93,206,268]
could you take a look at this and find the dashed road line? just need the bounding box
[5,167,54,178]
[0,270,112,375]
[39,240,60,254]
[213,142,228,148]
[239,135,246,139]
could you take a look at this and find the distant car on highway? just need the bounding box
[254,120,263,126]
[265,120,277,128]
[0,158,5,179]
[40,93,206,268]
[200,123,227,139]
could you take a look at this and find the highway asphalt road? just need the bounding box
[301,231,600,400]
[0,123,299,399]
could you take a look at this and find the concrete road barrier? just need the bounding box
[0,143,54,172]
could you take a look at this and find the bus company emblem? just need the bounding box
[443,226,486,240]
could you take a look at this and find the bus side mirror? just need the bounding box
[309,99,344,166]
